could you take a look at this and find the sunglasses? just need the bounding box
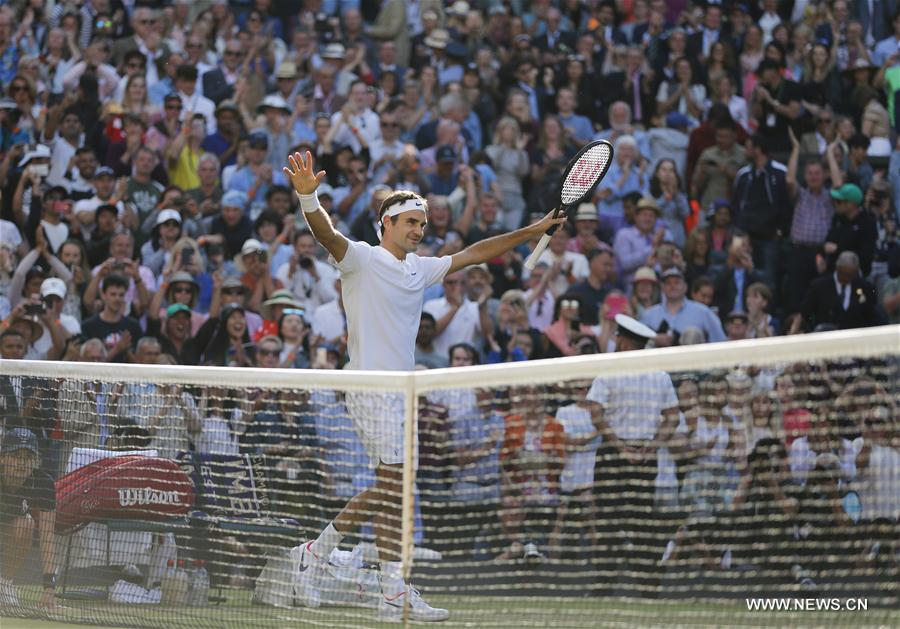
[139,19,157,25]
[161,220,180,228]
[224,50,243,57]
[381,121,399,127]
[95,19,112,29]
[9,85,27,93]
[283,308,305,317]
[127,62,144,69]
[166,104,182,111]
[222,288,244,295]
[172,285,193,294]
[258,348,280,357]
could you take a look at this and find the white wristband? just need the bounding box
[297,190,320,214]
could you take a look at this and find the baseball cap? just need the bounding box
[725,310,749,323]
[436,145,456,162]
[156,208,182,226]
[830,183,863,205]
[1,427,39,457]
[666,111,691,129]
[247,132,268,149]
[94,166,115,179]
[166,303,192,318]
[40,277,67,299]
[18,144,51,168]
[660,267,684,281]
[221,190,248,209]
[240,238,267,258]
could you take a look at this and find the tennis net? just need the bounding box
[0,326,898,628]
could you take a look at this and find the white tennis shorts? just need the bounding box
[344,391,410,466]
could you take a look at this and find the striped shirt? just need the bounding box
[790,187,834,245]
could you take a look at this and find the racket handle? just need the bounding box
[524,207,563,270]
[525,232,553,270]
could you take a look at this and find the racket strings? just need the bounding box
[561,143,612,205]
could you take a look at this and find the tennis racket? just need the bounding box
[524,140,614,270]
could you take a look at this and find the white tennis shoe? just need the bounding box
[379,585,450,622]
[290,541,324,608]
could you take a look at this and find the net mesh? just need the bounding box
[1,328,898,628]
[560,142,612,205]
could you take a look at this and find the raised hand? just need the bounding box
[283,151,326,195]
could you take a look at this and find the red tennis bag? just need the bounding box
[56,455,195,533]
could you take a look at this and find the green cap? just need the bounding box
[166,303,192,318]
[830,183,863,205]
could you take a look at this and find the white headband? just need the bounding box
[377,197,427,240]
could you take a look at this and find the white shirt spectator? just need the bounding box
[45,133,85,188]
[330,108,381,155]
[178,90,217,135]
[586,372,678,441]
[555,403,602,493]
[788,436,859,486]
[32,314,81,360]
[275,260,339,314]
[856,441,900,522]
[535,249,589,297]
[1,219,22,249]
[423,297,483,358]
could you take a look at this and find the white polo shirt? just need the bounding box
[423,297,483,358]
[586,371,678,441]
[336,239,451,371]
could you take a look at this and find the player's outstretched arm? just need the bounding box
[284,151,349,263]
[448,208,567,274]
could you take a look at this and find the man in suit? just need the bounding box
[591,0,628,47]
[856,0,896,48]
[713,235,765,321]
[793,251,882,332]
[110,6,169,78]
[687,3,728,62]
[201,39,245,106]
[532,6,576,66]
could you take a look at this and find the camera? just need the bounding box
[181,246,193,266]
[299,257,313,270]
[25,302,45,316]
[111,261,126,273]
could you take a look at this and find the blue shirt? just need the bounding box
[640,298,727,342]
[597,161,645,218]
[733,268,746,313]
[226,166,287,218]
[559,112,594,143]
[148,77,175,105]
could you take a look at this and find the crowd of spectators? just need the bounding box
[0,0,899,370]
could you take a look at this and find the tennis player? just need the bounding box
[283,151,564,621]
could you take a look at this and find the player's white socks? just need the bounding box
[310,523,343,560]
[380,560,405,598]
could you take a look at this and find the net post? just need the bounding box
[401,372,418,625]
